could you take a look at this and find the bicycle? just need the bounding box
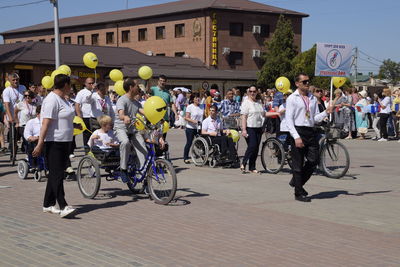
[76,120,177,205]
[261,123,350,178]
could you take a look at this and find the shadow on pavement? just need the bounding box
[0,170,16,177]
[174,167,189,174]
[310,190,392,200]
[74,200,137,216]
[178,188,209,198]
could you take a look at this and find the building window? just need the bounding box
[175,52,185,57]
[156,26,166,40]
[122,30,130,43]
[64,37,71,44]
[229,23,243,36]
[106,32,114,44]
[91,34,99,45]
[260,24,270,38]
[175,24,185,38]
[229,51,243,66]
[51,38,55,43]
[156,53,166,56]
[77,35,85,45]
[39,39,45,42]
[138,28,147,41]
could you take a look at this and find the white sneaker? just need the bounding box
[65,167,74,174]
[377,138,388,142]
[69,154,75,159]
[60,206,76,218]
[43,206,61,214]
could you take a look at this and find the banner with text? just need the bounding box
[315,43,353,77]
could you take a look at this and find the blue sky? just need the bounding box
[0,0,398,74]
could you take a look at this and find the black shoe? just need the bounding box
[295,194,311,202]
[289,178,294,187]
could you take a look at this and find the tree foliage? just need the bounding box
[257,15,297,88]
[379,59,400,84]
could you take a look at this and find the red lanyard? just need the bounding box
[301,95,310,114]
[98,98,106,111]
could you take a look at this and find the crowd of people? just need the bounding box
[1,71,400,213]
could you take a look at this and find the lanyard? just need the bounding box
[25,101,33,117]
[300,95,310,117]
[98,98,107,112]
[13,87,20,103]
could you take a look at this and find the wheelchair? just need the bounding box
[17,150,48,182]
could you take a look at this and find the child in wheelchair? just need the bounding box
[201,104,239,168]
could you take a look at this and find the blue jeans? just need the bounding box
[242,127,263,171]
[184,128,197,160]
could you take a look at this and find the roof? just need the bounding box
[1,0,308,35]
[0,42,256,81]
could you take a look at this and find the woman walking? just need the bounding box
[183,93,203,163]
[355,90,369,140]
[33,74,77,218]
[377,88,392,141]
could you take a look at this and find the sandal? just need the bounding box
[240,165,248,174]
[250,170,260,174]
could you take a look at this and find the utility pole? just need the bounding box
[354,47,358,86]
[50,0,60,68]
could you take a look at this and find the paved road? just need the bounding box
[0,129,399,266]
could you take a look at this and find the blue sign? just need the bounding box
[315,43,353,77]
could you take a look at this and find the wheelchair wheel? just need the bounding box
[208,158,217,168]
[261,138,285,174]
[34,170,42,182]
[77,156,101,199]
[17,160,29,180]
[190,137,209,166]
[147,158,177,205]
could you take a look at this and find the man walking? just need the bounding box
[285,73,331,202]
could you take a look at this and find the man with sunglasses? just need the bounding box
[3,73,26,151]
[285,73,332,202]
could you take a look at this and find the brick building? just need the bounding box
[1,0,308,71]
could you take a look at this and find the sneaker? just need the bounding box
[69,154,75,159]
[60,206,76,218]
[43,206,61,214]
[371,136,379,140]
[377,138,388,142]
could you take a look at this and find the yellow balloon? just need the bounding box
[228,129,240,143]
[144,96,166,125]
[5,81,11,87]
[73,116,88,136]
[135,113,146,130]
[83,52,98,69]
[138,66,153,80]
[114,80,125,96]
[162,121,170,134]
[333,77,347,88]
[275,77,291,93]
[58,65,71,76]
[41,76,54,89]
[109,69,124,82]
[51,69,63,82]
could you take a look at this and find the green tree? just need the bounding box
[379,59,400,84]
[257,15,297,88]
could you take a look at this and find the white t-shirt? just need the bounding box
[240,99,265,128]
[88,129,119,149]
[16,101,36,126]
[75,88,93,118]
[88,92,115,119]
[279,103,289,132]
[2,85,26,120]
[202,116,222,135]
[185,104,204,129]
[380,96,392,114]
[41,92,75,142]
[24,117,41,141]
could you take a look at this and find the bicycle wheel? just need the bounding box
[147,158,177,205]
[10,125,17,166]
[320,140,350,178]
[261,138,285,174]
[190,137,209,166]
[77,156,101,198]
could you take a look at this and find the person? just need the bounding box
[74,77,96,152]
[2,73,26,151]
[87,82,115,127]
[233,87,241,103]
[377,88,392,141]
[23,105,41,168]
[314,88,326,112]
[148,75,177,137]
[35,84,47,105]
[32,74,77,218]
[0,99,6,152]
[354,90,369,140]
[88,115,119,149]
[285,73,331,202]
[109,89,119,114]
[114,78,147,182]
[183,92,203,164]
[392,89,400,138]
[202,104,238,167]
[204,90,213,118]
[240,86,279,174]
[15,90,37,151]
[220,89,241,118]
[371,93,381,140]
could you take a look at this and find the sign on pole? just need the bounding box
[315,43,353,77]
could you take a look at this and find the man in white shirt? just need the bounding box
[75,77,95,152]
[285,73,332,202]
[87,82,115,127]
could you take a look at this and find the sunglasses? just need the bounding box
[87,82,95,85]
[156,106,167,112]
[315,90,323,93]
[249,90,257,93]
[24,95,32,98]
[300,80,310,85]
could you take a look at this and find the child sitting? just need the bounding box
[88,115,119,150]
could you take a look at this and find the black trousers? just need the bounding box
[290,127,319,195]
[184,128,197,160]
[210,135,237,162]
[242,127,263,171]
[43,142,70,209]
[379,113,390,139]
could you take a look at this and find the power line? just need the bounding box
[358,57,381,67]
[359,50,384,64]
[0,0,47,10]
